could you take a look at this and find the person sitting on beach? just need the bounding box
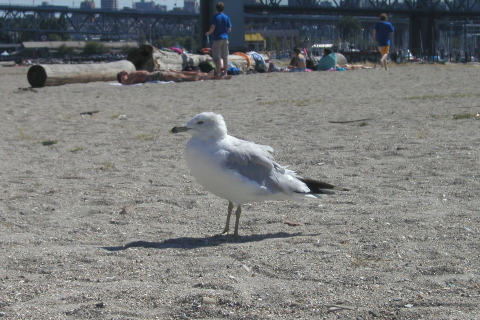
[317,48,337,71]
[117,70,231,84]
[287,48,307,72]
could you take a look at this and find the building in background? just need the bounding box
[39,1,68,8]
[288,0,333,7]
[80,0,95,9]
[133,0,167,11]
[101,0,119,10]
[183,0,199,13]
[319,1,333,7]
[134,0,155,11]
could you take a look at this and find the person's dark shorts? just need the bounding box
[146,71,169,82]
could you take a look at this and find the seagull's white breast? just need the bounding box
[184,137,273,205]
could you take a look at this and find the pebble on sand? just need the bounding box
[202,297,217,305]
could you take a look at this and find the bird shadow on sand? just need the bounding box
[103,232,318,251]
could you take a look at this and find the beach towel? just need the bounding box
[169,47,183,55]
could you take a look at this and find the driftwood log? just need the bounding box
[126,45,183,71]
[27,60,136,87]
[127,44,255,72]
[0,61,16,67]
[26,45,274,87]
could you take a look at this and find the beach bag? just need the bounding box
[254,57,267,73]
[306,55,318,70]
[198,60,216,73]
[227,61,239,75]
[303,49,318,71]
[227,67,239,75]
[199,48,212,56]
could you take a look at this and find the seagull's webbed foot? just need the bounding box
[221,201,234,235]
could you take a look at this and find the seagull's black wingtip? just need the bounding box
[298,178,349,194]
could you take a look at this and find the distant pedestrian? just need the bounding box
[205,2,232,77]
[373,13,394,70]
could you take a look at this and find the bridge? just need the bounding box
[0,4,199,39]
[245,0,480,57]
[1,0,479,57]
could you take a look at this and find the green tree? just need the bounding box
[452,35,461,50]
[120,44,133,55]
[56,15,70,41]
[48,34,62,41]
[266,36,281,52]
[57,44,76,57]
[17,19,36,42]
[39,17,70,41]
[82,41,111,55]
[154,36,174,49]
[183,37,197,52]
[175,36,186,48]
[137,35,147,46]
[336,16,362,40]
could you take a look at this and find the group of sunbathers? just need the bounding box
[286,47,375,72]
[118,47,378,84]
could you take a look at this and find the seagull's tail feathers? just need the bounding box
[298,178,350,195]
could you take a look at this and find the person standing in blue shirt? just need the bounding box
[205,2,232,77]
[373,13,394,70]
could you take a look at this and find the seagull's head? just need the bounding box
[170,112,228,140]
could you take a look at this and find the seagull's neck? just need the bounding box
[195,130,227,141]
[197,135,225,143]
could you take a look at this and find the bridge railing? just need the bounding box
[249,0,480,13]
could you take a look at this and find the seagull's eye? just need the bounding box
[197,121,204,125]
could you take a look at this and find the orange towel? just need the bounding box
[233,52,252,68]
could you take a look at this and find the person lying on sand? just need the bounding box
[117,70,231,84]
[340,64,376,70]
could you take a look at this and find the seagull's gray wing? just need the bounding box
[223,138,304,195]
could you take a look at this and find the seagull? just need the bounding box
[170,112,349,236]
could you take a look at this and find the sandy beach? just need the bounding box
[1,63,479,319]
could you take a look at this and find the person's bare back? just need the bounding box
[118,70,148,84]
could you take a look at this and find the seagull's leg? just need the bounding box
[233,205,242,237]
[222,201,234,235]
